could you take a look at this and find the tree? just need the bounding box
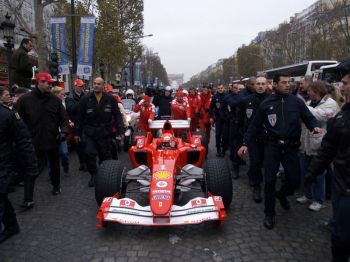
[141,48,169,86]
[236,44,263,77]
[222,56,238,83]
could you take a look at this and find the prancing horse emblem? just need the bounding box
[268,114,277,127]
[246,108,253,119]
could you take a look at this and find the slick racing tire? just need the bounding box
[95,160,125,206]
[132,131,147,146]
[191,130,208,147]
[204,159,232,209]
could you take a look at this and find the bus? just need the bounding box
[317,63,342,83]
[260,60,338,82]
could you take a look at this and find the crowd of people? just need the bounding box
[0,41,350,262]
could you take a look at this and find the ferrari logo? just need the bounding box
[159,202,163,207]
[246,109,253,119]
[268,114,277,127]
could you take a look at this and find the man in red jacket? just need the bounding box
[171,90,191,120]
[199,85,212,143]
[188,87,201,132]
[133,95,155,132]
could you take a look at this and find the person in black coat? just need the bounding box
[17,72,69,196]
[74,77,124,187]
[65,79,86,170]
[305,61,350,262]
[9,39,34,89]
[0,97,38,243]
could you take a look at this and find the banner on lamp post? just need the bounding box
[50,17,69,75]
[134,61,142,86]
[77,16,95,78]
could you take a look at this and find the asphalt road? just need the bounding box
[1,136,332,262]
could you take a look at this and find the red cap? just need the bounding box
[176,90,184,98]
[142,95,150,102]
[74,79,84,87]
[35,72,56,83]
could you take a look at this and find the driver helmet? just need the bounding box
[165,86,172,92]
[183,89,189,96]
[160,133,175,148]
[125,89,134,98]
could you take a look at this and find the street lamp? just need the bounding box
[0,13,15,90]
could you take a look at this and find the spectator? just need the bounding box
[10,38,34,89]
[66,79,86,171]
[297,81,338,211]
[298,76,313,102]
[133,95,155,132]
[51,87,70,175]
[17,72,69,198]
[0,87,11,106]
[0,99,38,243]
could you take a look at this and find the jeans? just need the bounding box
[59,141,69,171]
[299,153,326,204]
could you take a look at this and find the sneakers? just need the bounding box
[52,186,61,195]
[0,223,20,243]
[308,202,325,212]
[296,195,311,204]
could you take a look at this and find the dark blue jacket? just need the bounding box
[243,93,318,145]
[243,92,269,131]
[210,92,228,121]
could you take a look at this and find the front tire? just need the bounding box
[204,159,232,208]
[95,160,125,206]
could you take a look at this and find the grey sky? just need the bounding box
[141,0,317,81]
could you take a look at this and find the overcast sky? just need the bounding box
[141,0,317,81]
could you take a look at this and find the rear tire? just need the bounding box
[95,160,125,206]
[204,159,232,208]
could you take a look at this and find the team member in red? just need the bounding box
[133,95,155,132]
[171,90,191,120]
[199,85,212,142]
[188,87,201,131]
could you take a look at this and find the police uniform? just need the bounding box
[306,103,350,261]
[225,91,245,172]
[244,92,318,225]
[77,92,124,187]
[210,92,229,156]
[0,104,38,243]
[243,92,269,200]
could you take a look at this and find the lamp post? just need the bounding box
[0,13,15,91]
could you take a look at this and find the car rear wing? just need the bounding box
[149,120,190,129]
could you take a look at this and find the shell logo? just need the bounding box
[154,171,171,180]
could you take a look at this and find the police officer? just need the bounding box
[0,93,38,243]
[210,84,229,157]
[239,77,256,97]
[153,86,173,118]
[305,60,350,262]
[238,73,321,229]
[242,76,269,202]
[66,79,86,171]
[75,77,124,187]
[225,83,245,177]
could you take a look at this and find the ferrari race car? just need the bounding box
[95,120,233,227]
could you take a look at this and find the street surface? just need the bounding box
[1,135,332,262]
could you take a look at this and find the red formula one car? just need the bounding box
[95,120,232,227]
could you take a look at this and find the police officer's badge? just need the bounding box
[268,114,277,126]
[216,102,220,109]
[246,108,253,119]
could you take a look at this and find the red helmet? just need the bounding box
[160,133,175,148]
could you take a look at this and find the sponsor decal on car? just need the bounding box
[103,197,112,203]
[120,199,135,208]
[152,195,170,200]
[152,190,171,194]
[191,198,207,207]
[154,171,171,180]
[156,181,168,188]
[214,196,222,201]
